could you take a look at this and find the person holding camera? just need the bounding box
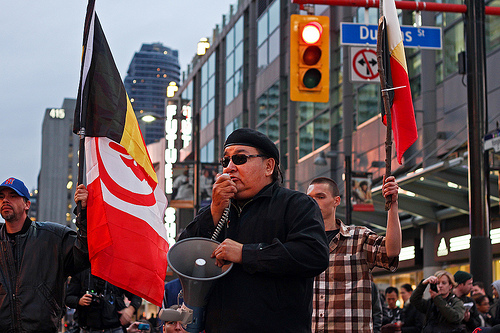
[410,270,466,333]
[66,268,142,333]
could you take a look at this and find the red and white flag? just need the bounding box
[380,0,418,164]
[73,0,168,306]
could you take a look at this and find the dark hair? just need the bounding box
[256,148,283,184]
[310,177,340,197]
[474,294,489,306]
[385,286,399,296]
[401,283,413,292]
[473,281,485,289]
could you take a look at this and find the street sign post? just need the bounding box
[341,22,442,49]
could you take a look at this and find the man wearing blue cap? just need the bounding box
[0,177,89,333]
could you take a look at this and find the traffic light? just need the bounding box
[290,15,329,103]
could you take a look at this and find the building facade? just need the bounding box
[167,0,500,291]
[37,98,80,228]
[124,43,181,145]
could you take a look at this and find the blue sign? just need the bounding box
[341,23,442,49]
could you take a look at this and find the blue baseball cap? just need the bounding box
[0,178,30,200]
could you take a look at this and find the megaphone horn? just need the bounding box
[167,237,233,332]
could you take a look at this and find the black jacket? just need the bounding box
[456,294,481,333]
[411,281,465,333]
[0,215,89,333]
[65,268,142,329]
[179,181,330,333]
[401,301,425,333]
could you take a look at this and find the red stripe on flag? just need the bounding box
[87,179,112,259]
[89,201,168,306]
[389,57,418,164]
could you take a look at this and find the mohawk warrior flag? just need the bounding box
[73,0,168,306]
[379,0,418,164]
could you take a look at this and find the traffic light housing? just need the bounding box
[290,15,329,103]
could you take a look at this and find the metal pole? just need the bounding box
[345,155,352,225]
[292,0,500,15]
[342,5,354,225]
[466,0,492,289]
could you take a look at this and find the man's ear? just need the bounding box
[333,195,341,208]
[265,158,276,177]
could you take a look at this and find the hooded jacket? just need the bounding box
[490,280,500,325]
[0,216,88,333]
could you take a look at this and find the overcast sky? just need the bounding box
[0,0,235,194]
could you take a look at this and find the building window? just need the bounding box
[181,81,193,101]
[200,139,215,163]
[487,0,500,52]
[256,82,280,142]
[257,0,280,72]
[298,102,330,159]
[442,20,465,78]
[225,116,242,140]
[356,84,380,125]
[226,16,244,106]
[200,52,216,129]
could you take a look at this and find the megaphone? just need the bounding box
[162,237,233,333]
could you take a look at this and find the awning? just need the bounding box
[336,156,499,233]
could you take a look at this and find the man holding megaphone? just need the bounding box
[178,128,330,332]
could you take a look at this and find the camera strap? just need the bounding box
[87,271,109,296]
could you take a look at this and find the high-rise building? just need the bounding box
[124,43,180,144]
[37,98,80,228]
[170,0,500,288]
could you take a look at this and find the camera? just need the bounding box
[429,283,438,292]
[138,323,150,330]
[88,291,104,305]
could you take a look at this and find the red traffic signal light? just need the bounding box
[290,15,329,103]
[302,21,323,44]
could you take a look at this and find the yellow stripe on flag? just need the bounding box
[120,95,158,183]
[391,41,408,74]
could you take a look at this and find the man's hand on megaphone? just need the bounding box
[212,238,242,267]
[211,173,236,225]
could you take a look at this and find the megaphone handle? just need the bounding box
[177,289,184,306]
[211,206,230,240]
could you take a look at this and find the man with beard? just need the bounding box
[0,177,89,332]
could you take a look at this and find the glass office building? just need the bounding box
[124,43,180,144]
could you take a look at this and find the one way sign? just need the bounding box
[351,47,379,83]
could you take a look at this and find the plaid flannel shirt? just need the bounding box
[312,219,399,333]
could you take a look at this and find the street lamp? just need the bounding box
[313,151,327,166]
[141,114,163,123]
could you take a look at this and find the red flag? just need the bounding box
[74,0,168,306]
[380,0,418,164]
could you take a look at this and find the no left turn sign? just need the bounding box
[350,47,379,83]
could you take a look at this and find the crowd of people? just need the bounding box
[2,128,500,333]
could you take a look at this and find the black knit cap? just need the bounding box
[224,128,279,164]
[454,270,473,284]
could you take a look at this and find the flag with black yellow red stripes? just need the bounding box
[73,0,169,306]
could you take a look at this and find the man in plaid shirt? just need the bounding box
[307,176,401,332]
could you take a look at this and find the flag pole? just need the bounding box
[376,15,393,211]
[75,0,95,221]
[76,129,85,221]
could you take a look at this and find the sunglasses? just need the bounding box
[220,154,266,167]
